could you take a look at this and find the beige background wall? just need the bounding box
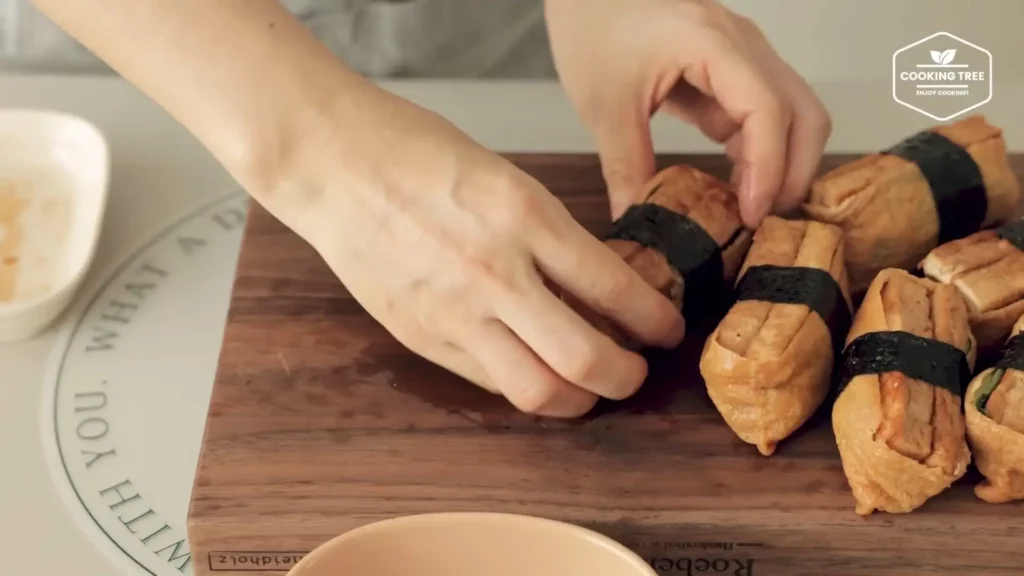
[1,0,1021,81]
[725,0,1022,82]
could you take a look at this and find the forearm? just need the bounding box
[29,0,380,207]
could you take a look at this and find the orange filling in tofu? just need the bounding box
[873,274,969,475]
[979,369,1024,435]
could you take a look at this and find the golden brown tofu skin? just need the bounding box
[700,216,850,456]
[832,269,975,515]
[803,115,1020,295]
[965,313,1024,504]
[570,164,752,347]
[606,164,752,306]
[920,224,1024,356]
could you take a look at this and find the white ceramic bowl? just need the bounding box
[0,108,109,342]
[287,513,656,576]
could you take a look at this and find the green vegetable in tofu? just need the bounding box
[975,368,1006,415]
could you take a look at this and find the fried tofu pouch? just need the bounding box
[920,222,1024,355]
[803,115,1020,294]
[570,164,753,346]
[700,216,850,456]
[832,269,975,515]
[965,313,1024,504]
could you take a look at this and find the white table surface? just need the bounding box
[1,73,1023,576]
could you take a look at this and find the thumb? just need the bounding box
[590,105,656,220]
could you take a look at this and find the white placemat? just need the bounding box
[40,191,248,576]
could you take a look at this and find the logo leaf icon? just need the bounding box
[941,49,957,64]
[930,50,943,64]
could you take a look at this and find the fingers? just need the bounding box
[667,17,830,223]
[660,82,741,145]
[530,219,685,349]
[587,97,657,219]
[433,348,499,395]
[684,43,791,228]
[661,84,756,205]
[734,18,831,215]
[465,319,599,418]
[394,331,500,395]
[767,64,832,214]
[493,267,650,401]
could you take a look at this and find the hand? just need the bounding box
[545,0,832,227]
[25,0,688,417]
[283,88,685,417]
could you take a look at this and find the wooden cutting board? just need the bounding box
[187,153,1024,576]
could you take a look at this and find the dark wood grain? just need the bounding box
[188,154,1024,576]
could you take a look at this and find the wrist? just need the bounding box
[27,0,384,235]
[223,65,376,215]
[233,71,428,242]
[163,9,391,233]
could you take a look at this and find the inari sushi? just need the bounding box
[700,216,851,456]
[965,312,1024,504]
[572,164,753,346]
[920,217,1024,356]
[803,115,1020,295]
[832,268,975,515]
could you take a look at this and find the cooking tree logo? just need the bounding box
[892,31,992,121]
[929,48,958,66]
[41,192,249,576]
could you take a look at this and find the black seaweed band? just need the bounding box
[733,264,851,353]
[606,202,724,316]
[836,330,970,396]
[995,333,1024,372]
[996,218,1024,252]
[883,130,987,244]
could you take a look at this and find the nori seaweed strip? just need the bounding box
[733,264,851,353]
[606,202,724,317]
[994,333,1024,371]
[883,130,987,244]
[836,330,970,397]
[996,218,1024,252]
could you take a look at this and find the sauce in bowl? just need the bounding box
[0,174,73,304]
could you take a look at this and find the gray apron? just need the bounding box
[1,0,554,78]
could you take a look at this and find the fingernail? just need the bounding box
[730,163,744,191]
[667,316,686,347]
[742,169,770,227]
[609,194,629,221]
[741,165,755,204]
